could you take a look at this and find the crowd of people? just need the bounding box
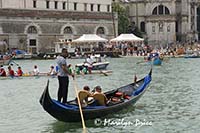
[72,40,200,59]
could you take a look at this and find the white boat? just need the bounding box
[12,50,32,59]
[76,54,109,70]
[76,61,110,70]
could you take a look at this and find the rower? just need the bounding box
[82,66,88,74]
[8,66,15,77]
[48,65,57,76]
[0,65,6,77]
[75,65,81,75]
[67,64,74,74]
[33,65,39,76]
[17,66,23,76]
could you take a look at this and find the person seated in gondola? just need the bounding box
[78,86,92,107]
[92,86,108,106]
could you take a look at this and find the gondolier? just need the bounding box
[56,48,74,103]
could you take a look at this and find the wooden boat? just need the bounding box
[0,70,113,80]
[39,69,152,122]
[22,70,112,77]
[0,73,52,80]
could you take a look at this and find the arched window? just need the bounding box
[158,5,164,15]
[152,7,158,15]
[64,26,73,34]
[152,5,170,15]
[140,22,145,32]
[165,7,170,14]
[27,26,37,34]
[96,27,105,34]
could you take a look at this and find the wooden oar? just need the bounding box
[10,60,19,66]
[73,77,87,132]
[99,70,108,76]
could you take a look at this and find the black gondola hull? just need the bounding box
[40,70,152,122]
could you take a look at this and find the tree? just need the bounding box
[112,3,130,34]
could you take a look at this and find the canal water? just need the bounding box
[0,57,200,133]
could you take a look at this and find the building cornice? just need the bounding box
[0,8,113,20]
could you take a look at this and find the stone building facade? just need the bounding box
[0,0,117,54]
[119,0,200,46]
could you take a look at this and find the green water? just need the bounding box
[0,57,200,133]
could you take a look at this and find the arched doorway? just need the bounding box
[63,26,73,41]
[62,26,75,53]
[96,27,105,35]
[96,27,106,51]
[27,26,38,54]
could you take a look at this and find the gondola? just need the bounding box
[39,69,152,122]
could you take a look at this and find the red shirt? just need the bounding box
[9,69,15,76]
[17,69,23,76]
[0,68,6,76]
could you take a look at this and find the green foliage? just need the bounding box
[112,3,130,34]
[112,3,143,37]
[130,26,143,38]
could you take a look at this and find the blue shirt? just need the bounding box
[56,55,68,77]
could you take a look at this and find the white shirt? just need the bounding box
[33,68,39,75]
[56,55,68,77]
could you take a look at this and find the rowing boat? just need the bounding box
[0,70,113,79]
